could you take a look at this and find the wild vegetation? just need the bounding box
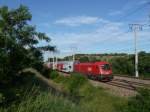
[0,5,54,109]
[0,5,150,112]
[1,70,150,112]
[0,71,127,112]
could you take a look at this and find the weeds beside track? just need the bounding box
[58,71,150,97]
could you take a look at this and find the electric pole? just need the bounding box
[55,49,60,69]
[70,45,77,62]
[52,51,55,70]
[129,24,143,78]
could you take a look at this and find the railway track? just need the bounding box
[114,74,150,80]
[58,72,150,97]
[114,75,150,85]
[105,81,136,91]
[104,79,150,91]
[93,76,150,90]
[59,72,150,89]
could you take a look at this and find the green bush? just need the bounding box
[0,93,5,103]
[49,70,59,79]
[41,67,52,78]
[54,73,127,112]
[110,56,134,75]
[54,73,87,95]
[0,91,81,112]
[121,88,150,112]
[68,73,87,95]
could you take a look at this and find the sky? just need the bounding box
[0,0,150,59]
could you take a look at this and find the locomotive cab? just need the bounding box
[100,64,111,74]
[98,63,113,80]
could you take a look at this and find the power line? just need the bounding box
[96,2,150,47]
[117,2,150,22]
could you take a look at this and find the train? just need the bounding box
[46,61,113,81]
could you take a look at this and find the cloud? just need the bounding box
[50,22,125,50]
[54,16,106,26]
[44,18,150,58]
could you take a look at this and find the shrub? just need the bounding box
[41,67,52,78]
[49,70,59,79]
[110,57,134,75]
[0,91,81,112]
[53,73,127,112]
[0,93,5,103]
[54,73,87,95]
[121,88,150,112]
[68,73,87,95]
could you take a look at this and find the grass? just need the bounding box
[121,88,150,112]
[0,91,81,112]
[0,83,126,112]
[0,72,128,112]
[54,73,127,112]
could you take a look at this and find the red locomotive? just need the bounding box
[46,61,113,81]
[74,61,113,80]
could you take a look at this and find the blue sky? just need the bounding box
[0,0,150,58]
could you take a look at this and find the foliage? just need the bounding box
[68,73,87,95]
[1,71,127,112]
[54,73,127,112]
[0,5,54,82]
[0,5,54,108]
[54,73,87,95]
[110,56,134,75]
[0,93,5,103]
[110,51,150,76]
[138,52,150,76]
[0,90,81,112]
[41,67,52,78]
[121,88,150,112]
[79,56,89,62]
[89,56,101,62]
[49,70,59,79]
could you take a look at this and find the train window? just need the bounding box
[101,64,110,70]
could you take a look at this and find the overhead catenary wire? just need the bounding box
[91,1,150,52]
[54,1,150,59]
[117,2,150,22]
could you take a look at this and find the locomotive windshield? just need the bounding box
[101,64,110,70]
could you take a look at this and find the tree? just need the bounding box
[138,51,150,76]
[79,56,89,62]
[110,56,134,75]
[0,5,55,83]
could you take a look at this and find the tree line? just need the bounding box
[59,51,150,77]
